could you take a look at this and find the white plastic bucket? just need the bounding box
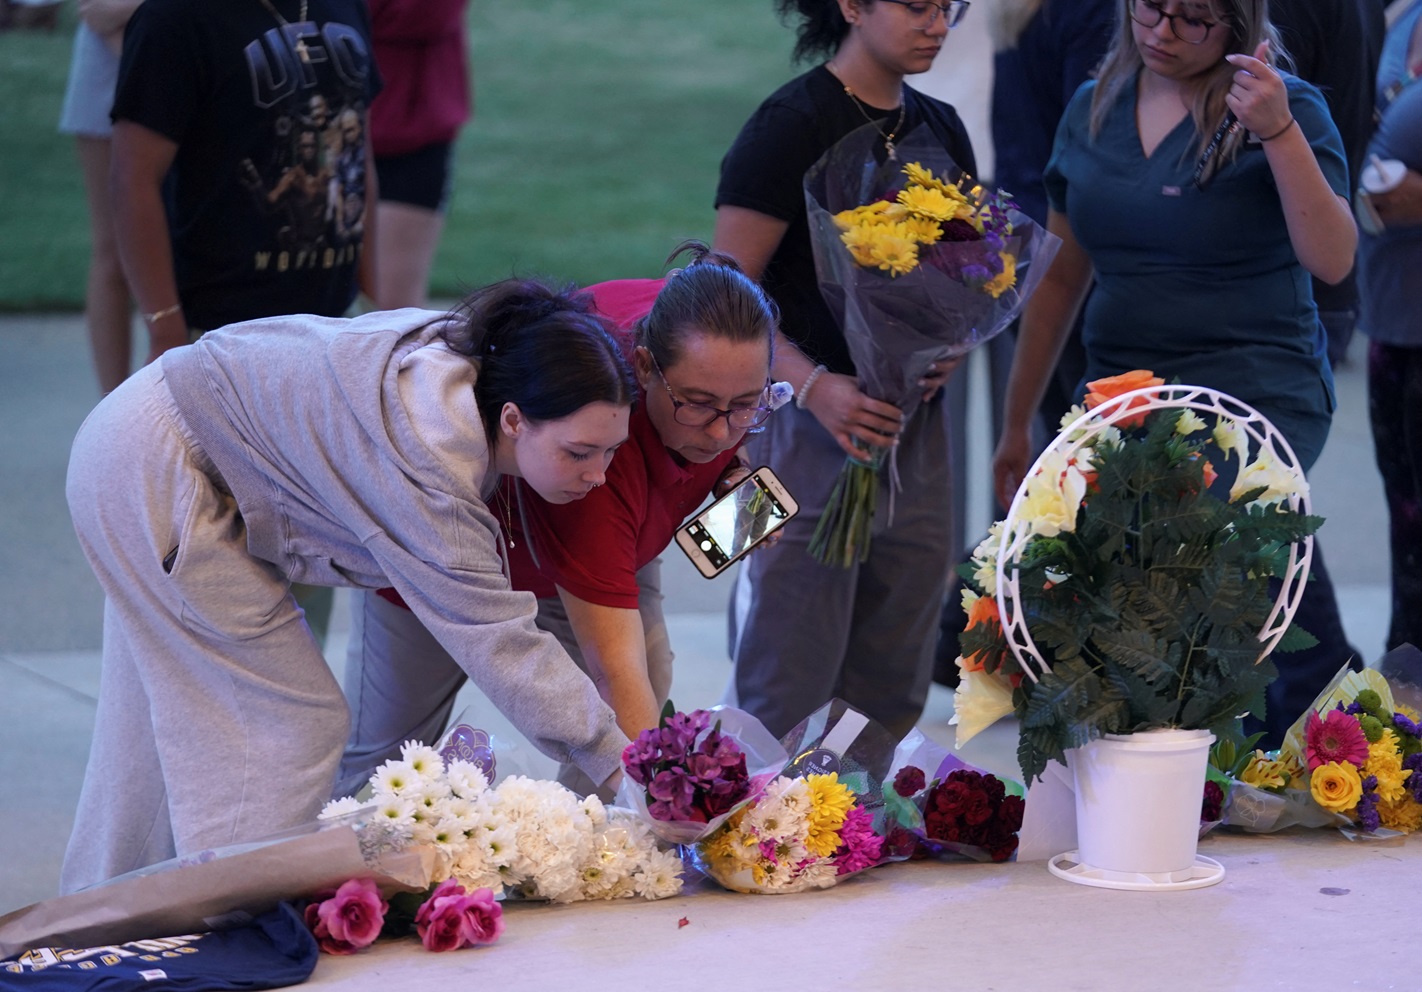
[1070,728,1214,879]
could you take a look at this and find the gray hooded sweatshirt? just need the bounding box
[162,307,628,783]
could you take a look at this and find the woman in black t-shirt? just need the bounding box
[713,0,976,739]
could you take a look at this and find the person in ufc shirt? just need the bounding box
[109,0,382,363]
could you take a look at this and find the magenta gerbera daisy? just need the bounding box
[1304,708,1370,772]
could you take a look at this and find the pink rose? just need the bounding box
[414,879,505,952]
[304,878,388,955]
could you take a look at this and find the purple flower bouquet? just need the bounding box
[617,703,788,846]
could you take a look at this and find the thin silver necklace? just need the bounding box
[255,0,311,64]
[830,62,907,160]
[496,484,517,548]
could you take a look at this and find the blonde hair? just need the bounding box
[1090,0,1286,179]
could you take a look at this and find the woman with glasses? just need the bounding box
[993,0,1358,743]
[711,0,975,739]
[337,243,780,795]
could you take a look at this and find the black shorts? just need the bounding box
[375,141,455,212]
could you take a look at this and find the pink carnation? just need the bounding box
[1304,708,1369,772]
[414,879,505,952]
[303,878,387,955]
[832,806,884,875]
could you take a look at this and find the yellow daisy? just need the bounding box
[897,185,963,222]
[804,773,855,858]
[982,253,1018,299]
[1378,796,1422,833]
[899,216,943,245]
[866,231,919,276]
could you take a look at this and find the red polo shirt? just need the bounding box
[504,278,739,608]
[380,277,739,613]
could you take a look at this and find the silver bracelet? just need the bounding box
[796,364,827,409]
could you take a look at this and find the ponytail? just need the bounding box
[444,278,637,436]
[638,240,779,369]
[776,0,854,64]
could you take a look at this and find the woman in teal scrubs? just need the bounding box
[992,0,1359,742]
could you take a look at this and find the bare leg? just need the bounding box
[76,134,134,394]
[374,200,445,309]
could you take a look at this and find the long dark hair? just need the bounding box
[443,279,637,438]
[776,0,858,64]
[1092,0,1284,175]
[638,241,779,370]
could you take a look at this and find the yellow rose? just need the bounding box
[1309,761,1363,813]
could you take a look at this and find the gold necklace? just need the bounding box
[496,484,517,549]
[830,63,907,160]
[255,0,311,64]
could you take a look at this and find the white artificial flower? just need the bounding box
[1020,450,1087,538]
[970,520,1005,589]
[1058,403,1088,432]
[1213,416,1249,464]
[1175,409,1207,435]
[1231,449,1309,506]
[951,664,1017,748]
[318,796,368,820]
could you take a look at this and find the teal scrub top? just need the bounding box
[1045,74,1348,467]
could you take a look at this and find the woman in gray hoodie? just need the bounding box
[60,279,637,892]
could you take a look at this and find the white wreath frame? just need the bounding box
[995,384,1314,685]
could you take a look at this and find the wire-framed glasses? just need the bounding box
[648,352,772,431]
[878,0,971,29]
[1129,0,1219,45]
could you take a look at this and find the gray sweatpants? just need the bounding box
[729,398,955,739]
[335,561,671,800]
[61,362,347,893]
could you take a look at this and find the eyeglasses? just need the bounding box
[1129,0,1219,45]
[878,0,971,29]
[647,352,772,432]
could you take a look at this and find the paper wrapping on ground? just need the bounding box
[0,824,434,960]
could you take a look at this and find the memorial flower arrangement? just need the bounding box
[617,703,787,845]
[695,772,885,894]
[955,372,1322,783]
[319,739,684,925]
[803,123,1057,567]
[302,876,503,955]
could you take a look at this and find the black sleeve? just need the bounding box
[111,0,205,140]
[715,98,824,221]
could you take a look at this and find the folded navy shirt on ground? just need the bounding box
[0,904,318,990]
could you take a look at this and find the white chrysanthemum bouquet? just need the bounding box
[322,740,683,903]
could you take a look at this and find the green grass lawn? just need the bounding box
[0,0,794,311]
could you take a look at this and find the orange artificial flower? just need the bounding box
[1083,370,1165,429]
[962,593,1002,672]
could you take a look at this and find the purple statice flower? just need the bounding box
[962,263,991,285]
[1394,711,1422,738]
[1403,753,1422,803]
[832,806,884,875]
[1357,775,1381,832]
[983,229,1004,253]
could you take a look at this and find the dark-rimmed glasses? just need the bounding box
[879,0,971,30]
[648,352,773,432]
[1129,0,1219,45]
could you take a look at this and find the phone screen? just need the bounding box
[681,474,792,571]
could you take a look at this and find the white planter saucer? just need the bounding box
[1047,851,1226,891]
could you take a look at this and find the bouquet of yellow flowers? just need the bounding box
[804,123,1057,566]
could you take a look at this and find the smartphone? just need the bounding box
[675,466,799,579]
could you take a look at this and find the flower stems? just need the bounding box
[809,453,882,567]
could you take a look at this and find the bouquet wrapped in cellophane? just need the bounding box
[882,730,1026,863]
[804,122,1059,567]
[692,700,906,894]
[615,702,788,846]
[1211,647,1422,838]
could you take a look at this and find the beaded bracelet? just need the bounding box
[796,364,827,409]
[1259,117,1296,143]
